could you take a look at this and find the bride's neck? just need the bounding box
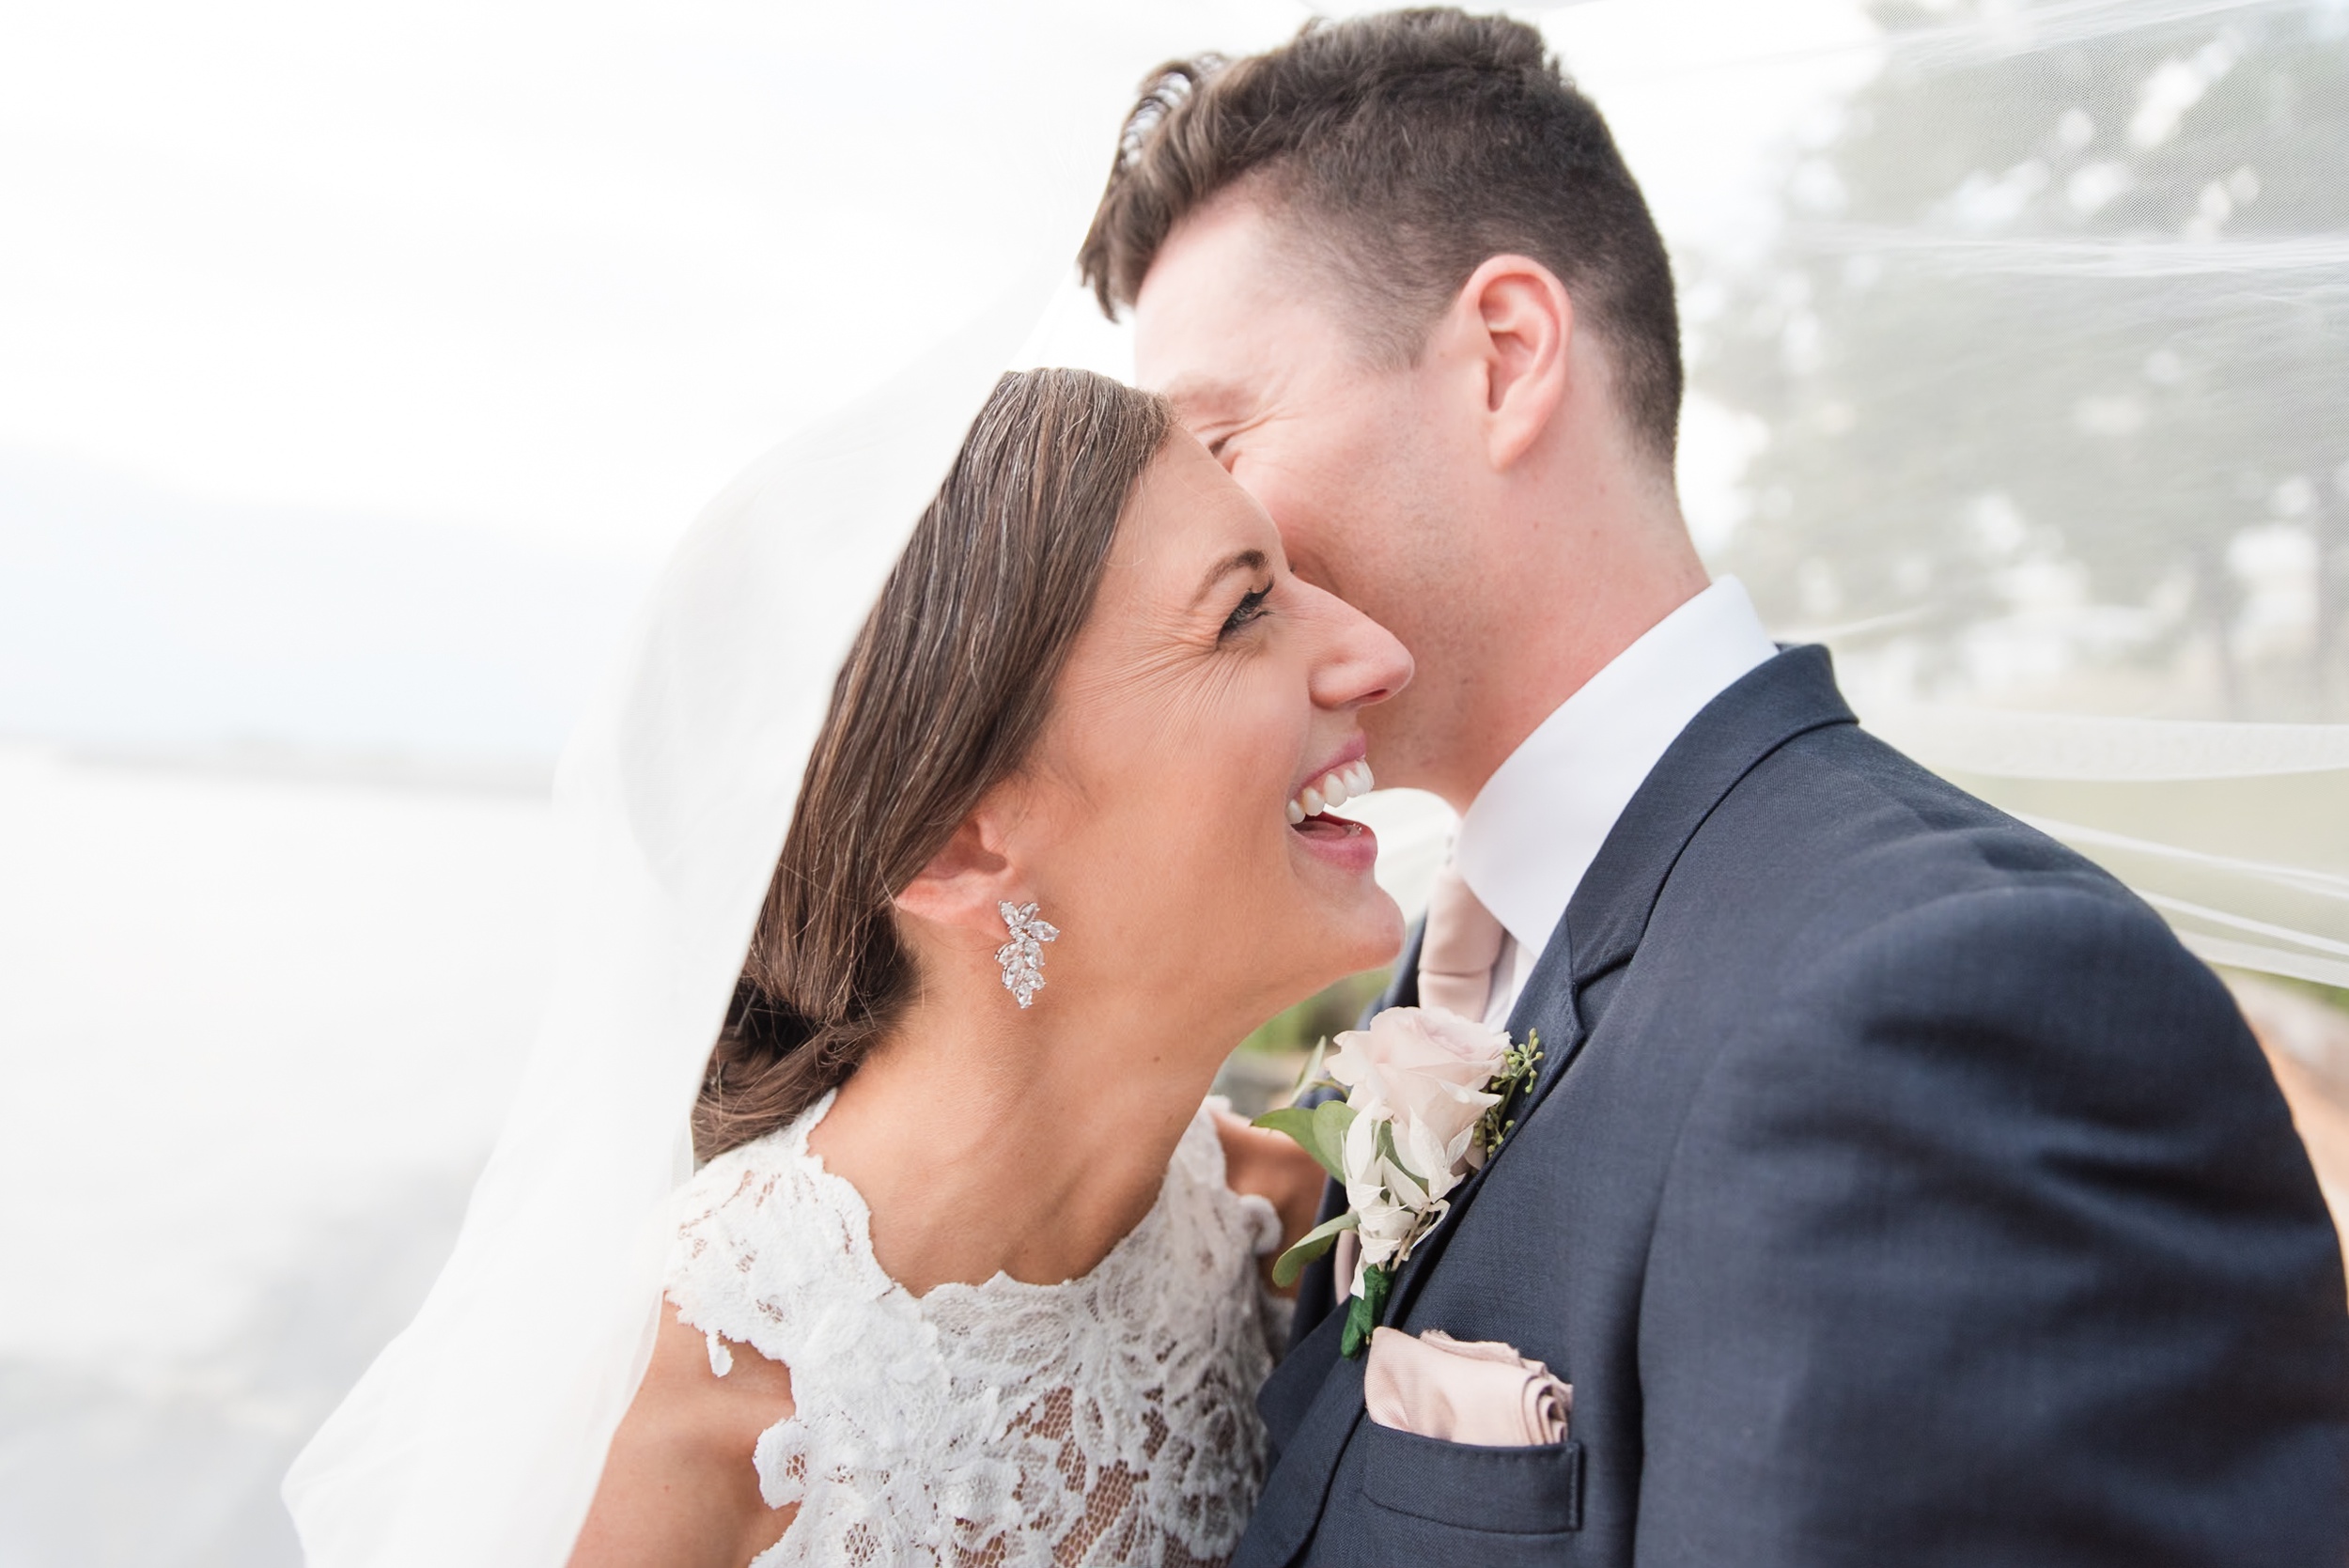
[806,980,1233,1296]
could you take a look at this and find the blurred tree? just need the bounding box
[1695,0,2349,718]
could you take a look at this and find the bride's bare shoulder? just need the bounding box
[568,1298,797,1568]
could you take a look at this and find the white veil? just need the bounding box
[277,7,1219,1556]
[287,3,2347,1562]
[279,288,1053,1567]
[1676,0,2349,992]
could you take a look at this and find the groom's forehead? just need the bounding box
[1132,203,1352,405]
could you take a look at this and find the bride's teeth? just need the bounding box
[1287,759,1374,825]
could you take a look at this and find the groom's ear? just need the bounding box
[1457,255,1574,472]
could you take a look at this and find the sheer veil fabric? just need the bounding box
[288,2,2348,1563]
[277,7,1224,1557]
[280,291,1051,1567]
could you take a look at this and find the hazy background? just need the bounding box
[5,1,2343,1561]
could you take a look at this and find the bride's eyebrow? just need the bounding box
[1191,549,1268,607]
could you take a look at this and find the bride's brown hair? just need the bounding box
[693,367,1173,1161]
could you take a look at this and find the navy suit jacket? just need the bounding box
[1235,645,2349,1567]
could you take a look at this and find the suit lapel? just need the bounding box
[1559,644,1852,984]
[1240,1307,1368,1568]
[1386,644,1857,1327]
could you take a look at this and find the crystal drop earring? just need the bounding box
[995,900,1059,1009]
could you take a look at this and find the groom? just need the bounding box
[1083,10,2349,1565]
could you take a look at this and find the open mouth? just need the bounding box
[1286,757,1375,837]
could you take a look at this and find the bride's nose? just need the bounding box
[1308,589,1413,712]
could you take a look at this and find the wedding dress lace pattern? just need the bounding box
[665,1094,1285,1568]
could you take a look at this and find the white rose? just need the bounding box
[1341,1105,1430,1211]
[1327,1006,1509,1189]
[1349,1190,1422,1275]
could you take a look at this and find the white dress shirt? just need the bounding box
[1453,578,1779,1026]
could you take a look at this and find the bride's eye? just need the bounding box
[1220,582,1272,639]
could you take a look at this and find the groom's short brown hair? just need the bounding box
[1080,8,1682,464]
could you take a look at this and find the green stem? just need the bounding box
[1341,1265,1393,1358]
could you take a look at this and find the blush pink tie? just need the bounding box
[1417,863,1506,1020]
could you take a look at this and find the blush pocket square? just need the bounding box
[1362,1327,1572,1448]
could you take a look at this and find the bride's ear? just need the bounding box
[893,810,1021,935]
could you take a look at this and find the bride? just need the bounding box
[562,365,1410,1566]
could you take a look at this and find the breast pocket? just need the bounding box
[1356,1419,1583,1559]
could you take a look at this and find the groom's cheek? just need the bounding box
[1253,416,1414,589]
[1232,459,1337,591]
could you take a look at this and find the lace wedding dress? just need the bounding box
[664,1093,1287,1567]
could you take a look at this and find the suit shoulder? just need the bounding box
[1736,877,2296,1179]
[1651,722,2228,1079]
[1797,875,2225,1027]
[1715,720,2141,915]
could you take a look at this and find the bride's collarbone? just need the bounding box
[809,1071,1193,1296]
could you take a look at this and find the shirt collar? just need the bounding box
[1453,577,1778,958]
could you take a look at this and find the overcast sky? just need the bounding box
[0,0,1878,761]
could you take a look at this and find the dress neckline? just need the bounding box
[666,1085,1276,1567]
[785,1088,1190,1308]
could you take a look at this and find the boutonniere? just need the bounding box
[1254,1006,1542,1358]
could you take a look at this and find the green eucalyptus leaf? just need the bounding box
[1268,1210,1359,1288]
[1310,1097,1358,1178]
[1290,1036,1330,1101]
[1252,1106,1345,1181]
[1251,1105,1315,1139]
